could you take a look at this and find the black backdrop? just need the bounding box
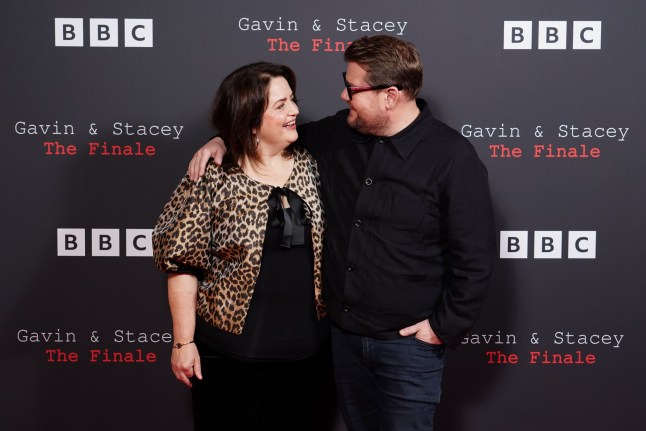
[2,1,645,430]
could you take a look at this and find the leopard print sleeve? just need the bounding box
[152,162,223,275]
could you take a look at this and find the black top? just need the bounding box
[196,188,328,361]
[298,100,496,347]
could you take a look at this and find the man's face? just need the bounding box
[340,62,389,136]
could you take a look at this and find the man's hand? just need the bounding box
[188,136,227,181]
[399,319,444,345]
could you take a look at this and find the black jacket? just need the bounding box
[298,100,496,347]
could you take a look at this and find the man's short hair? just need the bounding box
[344,35,423,99]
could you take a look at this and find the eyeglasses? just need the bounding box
[342,72,401,100]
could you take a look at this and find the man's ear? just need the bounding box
[384,86,401,109]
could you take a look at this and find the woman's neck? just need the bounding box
[242,151,294,187]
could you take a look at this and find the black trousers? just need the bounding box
[191,346,333,431]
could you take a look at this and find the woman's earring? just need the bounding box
[252,130,259,148]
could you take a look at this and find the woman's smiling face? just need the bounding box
[256,76,299,148]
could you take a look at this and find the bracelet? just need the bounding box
[172,340,195,349]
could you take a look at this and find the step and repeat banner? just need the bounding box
[2,1,644,430]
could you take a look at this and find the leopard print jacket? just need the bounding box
[152,146,326,334]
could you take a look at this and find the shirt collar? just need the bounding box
[349,99,433,159]
[387,99,432,159]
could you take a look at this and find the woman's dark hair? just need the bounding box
[211,62,297,170]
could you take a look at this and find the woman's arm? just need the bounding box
[168,272,202,387]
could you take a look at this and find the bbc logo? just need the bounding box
[55,18,153,47]
[504,21,601,50]
[500,231,596,259]
[57,229,153,257]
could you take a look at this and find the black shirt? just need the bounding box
[299,100,496,347]
[196,190,328,361]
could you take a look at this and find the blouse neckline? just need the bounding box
[238,151,298,189]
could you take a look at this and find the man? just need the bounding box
[189,35,496,430]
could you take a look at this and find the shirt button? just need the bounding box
[354,219,362,228]
[378,138,384,144]
[343,305,350,312]
[364,178,373,186]
[347,264,354,272]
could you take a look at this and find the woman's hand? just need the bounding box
[171,343,202,388]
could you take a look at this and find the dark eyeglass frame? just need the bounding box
[342,72,401,100]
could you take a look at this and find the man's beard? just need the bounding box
[347,111,389,136]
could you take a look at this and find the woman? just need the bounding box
[152,62,328,430]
